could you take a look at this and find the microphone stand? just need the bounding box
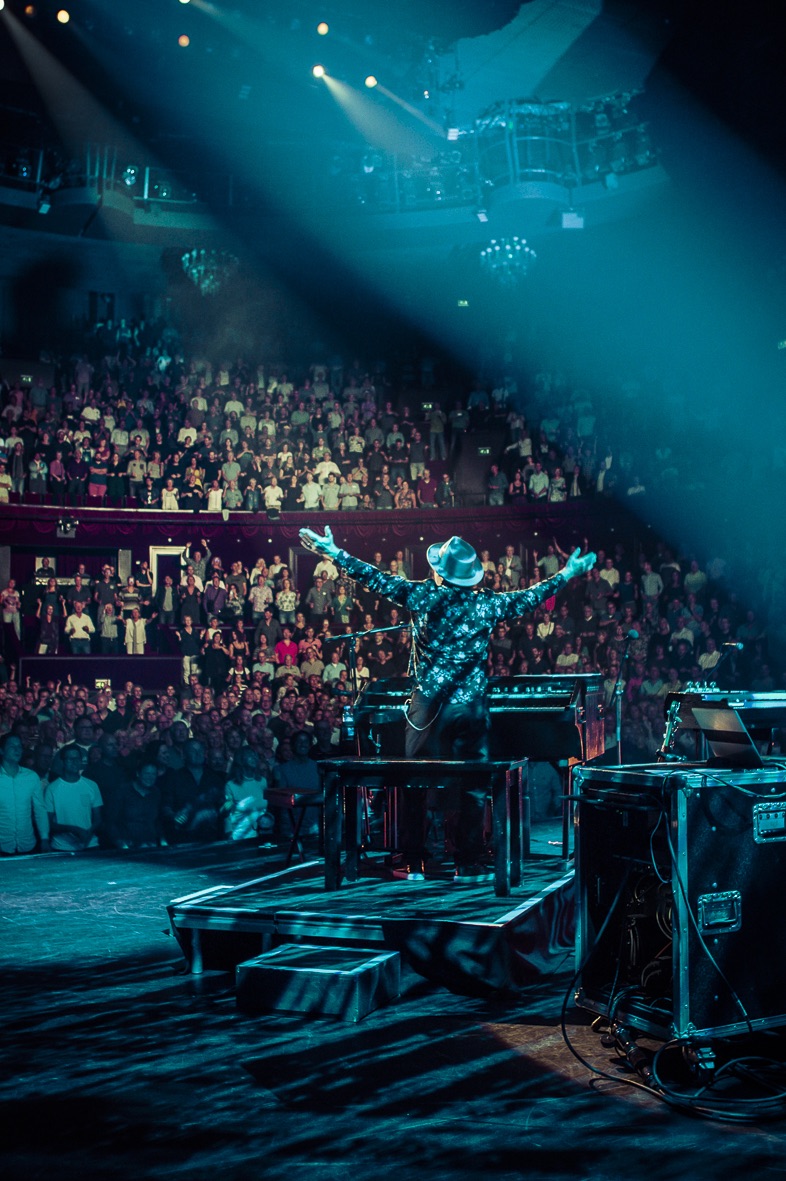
[706,643,743,690]
[322,622,410,697]
[613,630,637,765]
[323,623,411,753]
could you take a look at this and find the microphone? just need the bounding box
[722,641,744,650]
[626,629,639,640]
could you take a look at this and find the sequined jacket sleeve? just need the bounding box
[334,551,429,610]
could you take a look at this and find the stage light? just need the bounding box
[56,9,70,22]
[178,34,190,47]
[179,0,191,4]
[122,165,139,187]
[312,64,326,78]
[365,76,378,89]
[0,3,5,13]
[317,22,328,36]
[24,4,35,13]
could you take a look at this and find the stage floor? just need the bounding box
[2,827,785,1181]
[170,858,568,921]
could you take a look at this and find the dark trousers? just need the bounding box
[402,690,490,865]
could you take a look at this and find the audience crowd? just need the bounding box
[0,527,776,857]
[0,319,780,857]
[0,315,693,514]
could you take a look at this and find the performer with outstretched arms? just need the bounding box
[299,526,596,882]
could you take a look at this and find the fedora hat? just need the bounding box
[426,536,483,587]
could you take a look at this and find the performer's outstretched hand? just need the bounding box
[562,546,596,580]
[299,525,340,558]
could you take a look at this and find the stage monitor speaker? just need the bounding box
[574,764,786,1042]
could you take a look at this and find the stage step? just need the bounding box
[236,943,401,1022]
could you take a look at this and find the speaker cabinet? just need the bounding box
[574,764,786,1041]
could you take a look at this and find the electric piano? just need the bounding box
[354,674,604,762]
[663,687,786,737]
[487,674,604,761]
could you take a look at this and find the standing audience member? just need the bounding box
[64,601,95,654]
[124,607,147,655]
[36,601,61,654]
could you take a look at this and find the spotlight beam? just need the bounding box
[4,9,140,155]
[374,84,446,138]
[321,75,443,158]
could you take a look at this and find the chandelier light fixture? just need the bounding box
[479,236,536,285]
[181,248,239,296]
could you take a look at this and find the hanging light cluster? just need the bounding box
[181,249,239,296]
[479,237,536,285]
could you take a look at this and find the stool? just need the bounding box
[266,789,323,865]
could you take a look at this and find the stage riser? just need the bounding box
[168,861,575,996]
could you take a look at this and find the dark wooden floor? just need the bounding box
[3,834,786,1181]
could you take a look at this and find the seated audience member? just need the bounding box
[271,730,322,837]
[113,758,163,849]
[0,734,50,854]
[223,747,273,841]
[45,747,103,852]
[160,739,225,844]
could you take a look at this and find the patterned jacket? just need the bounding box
[336,550,565,705]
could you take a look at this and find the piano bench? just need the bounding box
[318,757,528,897]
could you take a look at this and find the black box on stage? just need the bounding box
[574,763,786,1041]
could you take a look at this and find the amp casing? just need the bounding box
[574,763,786,1041]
